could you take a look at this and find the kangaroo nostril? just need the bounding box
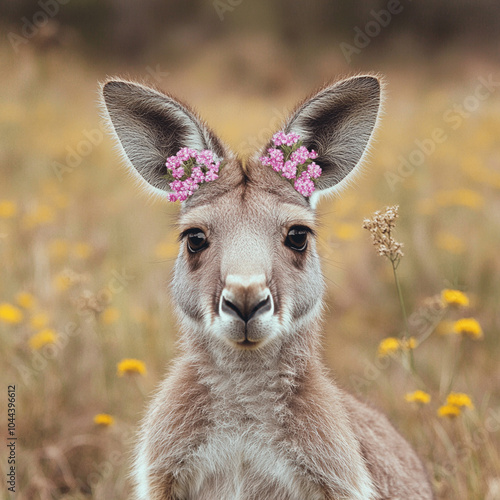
[248,295,272,321]
[221,297,246,322]
[220,294,273,323]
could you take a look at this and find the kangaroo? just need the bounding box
[102,75,434,500]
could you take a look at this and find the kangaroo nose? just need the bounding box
[220,274,273,323]
[221,295,272,323]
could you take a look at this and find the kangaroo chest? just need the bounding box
[174,373,325,500]
[175,426,323,500]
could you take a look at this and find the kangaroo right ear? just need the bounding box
[265,75,382,206]
[101,79,228,196]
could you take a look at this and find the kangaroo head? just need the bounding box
[102,76,381,363]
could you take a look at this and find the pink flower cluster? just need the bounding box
[164,148,221,202]
[271,131,301,147]
[259,132,321,197]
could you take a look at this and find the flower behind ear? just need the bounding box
[163,147,223,202]
[260,132,321,197]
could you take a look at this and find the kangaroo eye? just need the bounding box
[186,229,208,253]
[285,226,309,252]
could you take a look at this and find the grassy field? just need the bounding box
[1,43,500,499]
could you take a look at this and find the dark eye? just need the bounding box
[285,226,309,252]
[186,229,208,253]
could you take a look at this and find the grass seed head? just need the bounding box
[362,205,404,264]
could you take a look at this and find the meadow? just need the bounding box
[1,42,499,499]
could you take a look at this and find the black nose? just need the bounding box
[221,295,272,323]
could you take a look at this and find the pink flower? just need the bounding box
[208,161,220,172]
[271,131,301,147]
[169,180,183,191]
[269,149,284,171]
[260,156,271,167]
[290,146,310,164]
[171,166,184,179]
[259,131,321,197]
[191,166,205,183]
[196,150,214,167]
[282,160,298,179]
[271,131,287,146]
[294,172,315,197]
[205,170,219,181]
[165,148,222,202]
[307,162,322,179]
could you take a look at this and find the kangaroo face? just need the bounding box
[171,163,323,350]
[102,76,381,358]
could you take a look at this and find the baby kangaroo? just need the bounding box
[102,75,434,500]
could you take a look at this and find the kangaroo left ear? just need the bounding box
[101,79,229,199]
[270,75,382,206]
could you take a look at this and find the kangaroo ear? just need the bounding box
[276,75,382,204]
[101,79,227,196]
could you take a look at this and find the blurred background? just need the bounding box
[1,1,499,498]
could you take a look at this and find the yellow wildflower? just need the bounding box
[447,392,474,409]
[453,318,483,339]
[29,328,58,350]
[22,205,56,229]
[377,337,400,357]
[30,312,49,330]
[435,232,466,254]
[441,289,469,307]
[117,359,147,377]
[333,223,360,241]
[0,200,17,218]
[0,303,23,324]
[16,292,35,309]
[401,337,417,350]
[101,307,120,325]
[93,413,115,427]
[53,269,87,291]
[53,273,72,291]
[405,390,431,405]
[438,404,461,418]
[73,242,92,259]
[435,189,484,210]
